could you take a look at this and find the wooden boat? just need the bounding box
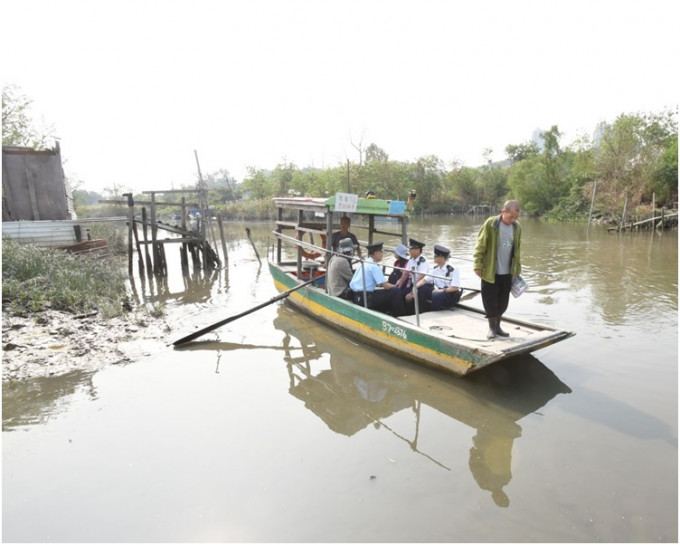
[270,196,574,376]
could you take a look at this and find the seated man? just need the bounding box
[416,244,462,311]
[348,242,404,317]
[327,237,356,298]
[331,215,362,258]
[396,238,429,314]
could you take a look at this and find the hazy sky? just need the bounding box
[2,0,678,193]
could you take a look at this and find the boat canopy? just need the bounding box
[272,195,411,272]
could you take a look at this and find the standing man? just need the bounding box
[331,216,362,258]
[327,237,356,298]
[473,200,522,339]
[416,244,462,311]
[349,242,404,317]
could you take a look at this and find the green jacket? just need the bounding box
[473,214,522,283]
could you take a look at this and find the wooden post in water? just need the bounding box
[125,193,134,276]
[621,194,628,231]
[141,207,153,279]
[180,196,189,272]
[132,220,145,277]
[246,227,261,265]
[194,150,209,269]
[587,181,597,230]
[150,192,160,274]
[217,214,228,265]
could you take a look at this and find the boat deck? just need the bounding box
[398,307,565,357]
[283,263,566,360]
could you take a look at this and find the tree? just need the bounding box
[592,113,662,211]
[241,167,274,200]
[365,143,389,162]
[2,84,55,148]
[474,149,508,205]
[410,155,444,209]
[271,161,296,197]
[507,157,552,214]
[505,141,540,164]
[201,168,242,204]
[445,166,478,208]
[650,134,678,205]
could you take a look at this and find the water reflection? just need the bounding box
[181,305,572,507]
[129,266,228,307]
[2,370,97,431]
[274,309,572,507]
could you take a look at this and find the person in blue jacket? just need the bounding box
[349,242,404,317]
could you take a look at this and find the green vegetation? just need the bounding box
[2,241,129,318]
[243,111,676,221]
[5,84,675,222]
[2,84,55,149]
[216,109,677,222]
[68,108,675,223]
[86,222,129,254]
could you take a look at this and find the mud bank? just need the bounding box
[2,310,175,382]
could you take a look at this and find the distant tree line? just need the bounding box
[232,109,677,221]
[4,84,676,221]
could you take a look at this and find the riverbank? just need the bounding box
[2,309,175,383]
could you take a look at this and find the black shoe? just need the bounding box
[496,317,509,337]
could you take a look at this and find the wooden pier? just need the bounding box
[103,189,228,277]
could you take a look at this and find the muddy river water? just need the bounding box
[2,216,677,542]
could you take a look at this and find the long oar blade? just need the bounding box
[173,276,322,346]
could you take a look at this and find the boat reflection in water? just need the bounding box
[182,305,572,508]
[274,305,572,508]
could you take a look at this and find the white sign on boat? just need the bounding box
[334,193,358,213]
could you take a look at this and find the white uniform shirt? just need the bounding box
[403,255,429,287]
[425,263,460,289]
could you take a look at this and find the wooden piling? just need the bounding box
[150,192,160,274]
[141,207,153,279]
[132,220,145,277]
[125,193,134,276]
[217,213,228,266]
[246,227,261,265]
[180,196,189,272]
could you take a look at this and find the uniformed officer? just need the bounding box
[348,242,404,317]
[396,239,429,314]
[416,244,462,311]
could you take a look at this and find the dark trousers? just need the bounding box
[481,274,512,318]
[398,285,416,315]
[353,289,404,317]
[417,284,462,311]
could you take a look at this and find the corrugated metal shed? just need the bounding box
[2,220,78,246]
[2,218,125,247]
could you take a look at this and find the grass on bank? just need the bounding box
[2,240,129,318]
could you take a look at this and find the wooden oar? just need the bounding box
[173,276,323,346]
